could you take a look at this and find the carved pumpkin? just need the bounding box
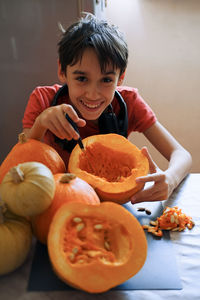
[32,173,100,244]
[68,134,149,204]
[0,162,55,217]
[0,200,32,275]
[0,132,66,183]
[48,201,147,293]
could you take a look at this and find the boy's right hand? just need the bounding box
[36,104,86,141]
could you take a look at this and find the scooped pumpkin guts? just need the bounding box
[68,133,149,204]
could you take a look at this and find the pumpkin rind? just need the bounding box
[0,206,32,275]
[31,173,100,244]
[0,133,66,183]
[68,134,149,204]
[47,201,147,293]
[0,162,55,217]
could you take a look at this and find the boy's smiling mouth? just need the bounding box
[79,99,104,110]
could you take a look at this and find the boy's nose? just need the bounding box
[85,84,100,100]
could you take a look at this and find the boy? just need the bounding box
[22,13,192,204]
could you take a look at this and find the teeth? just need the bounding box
[80,100,101,109]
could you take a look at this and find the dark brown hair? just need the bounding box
[58,13,128,76]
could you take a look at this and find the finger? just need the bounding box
[141,147,157,174]
[62,105,86,138]
[48,119,72,140]
[62,105,86,127]
[131,180,168,204]
[131,189,167,204]
[131,194,166,204]
[136,173,165,183]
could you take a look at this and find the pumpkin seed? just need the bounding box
[174,217,179,224]
[150,220,158,226]
[170,215,175,223]
[104,241,110,250]
[137,207,151,215]
[76,223,85,232]
[137,207,146,212]
[87,250,102,257]
[152,230,162,237]
[72,247,78,254]
[69,253,75,261]
[94,224,103,230]
[73,217,82,223]
[77,259,84,264]
[172,227,180,231]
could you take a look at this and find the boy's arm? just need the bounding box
[23,104,86,141]
[130,121,192,204]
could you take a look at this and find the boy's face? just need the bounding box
[58,48,122,121]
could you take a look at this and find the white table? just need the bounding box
[0,174,200,300]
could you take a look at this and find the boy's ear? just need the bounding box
[117,71,126,86]
[57,60,66,83]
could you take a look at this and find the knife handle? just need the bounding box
[65,113,84,150]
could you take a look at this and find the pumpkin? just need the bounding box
[0,162,55,217]
[0,199,32,275]
[68,133,149,204]
[0,132,66,183]
[47,201,147,293]
[31,173,100,244]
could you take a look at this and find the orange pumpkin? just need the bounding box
[48,201,147,293]
[0,133,66,183]
[68,133,149,204]
[31,173,100,244]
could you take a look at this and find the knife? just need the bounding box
[65,113,84,150]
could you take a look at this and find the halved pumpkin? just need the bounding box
[48,201,147,293]
[68,134,149,204]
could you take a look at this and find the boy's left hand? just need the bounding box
[130,147,174,204]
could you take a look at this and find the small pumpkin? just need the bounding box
[68,133,149,204]
[32,173,100,244]
[47,201,147,293]
[0,162,55,217]
[0,200,32,275]
[0,132,66,183]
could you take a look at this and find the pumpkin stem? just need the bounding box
[59,173,76,183]
[18,132,28,144]
[9,165,24,183]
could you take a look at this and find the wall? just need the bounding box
[0,0,102,164]
[106,0,200,172]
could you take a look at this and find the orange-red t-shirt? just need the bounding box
[22,84,157,167]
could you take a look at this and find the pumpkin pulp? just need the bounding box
[62,215,130,266]
[79,142,134,182]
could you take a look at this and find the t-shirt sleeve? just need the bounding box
[118,86,157,134]
[22,84,60,128]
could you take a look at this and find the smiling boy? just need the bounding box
[22,13,192,204]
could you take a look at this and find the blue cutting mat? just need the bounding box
[27,202,182,291]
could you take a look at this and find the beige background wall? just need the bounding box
[106,0,200,172]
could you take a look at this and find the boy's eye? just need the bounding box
[102,77,112,83]
[76,76,87,82]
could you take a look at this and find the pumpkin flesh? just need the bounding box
[48,201,147,293]
[68,134,149,203]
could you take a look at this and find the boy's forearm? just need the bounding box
[165,148,192,193]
